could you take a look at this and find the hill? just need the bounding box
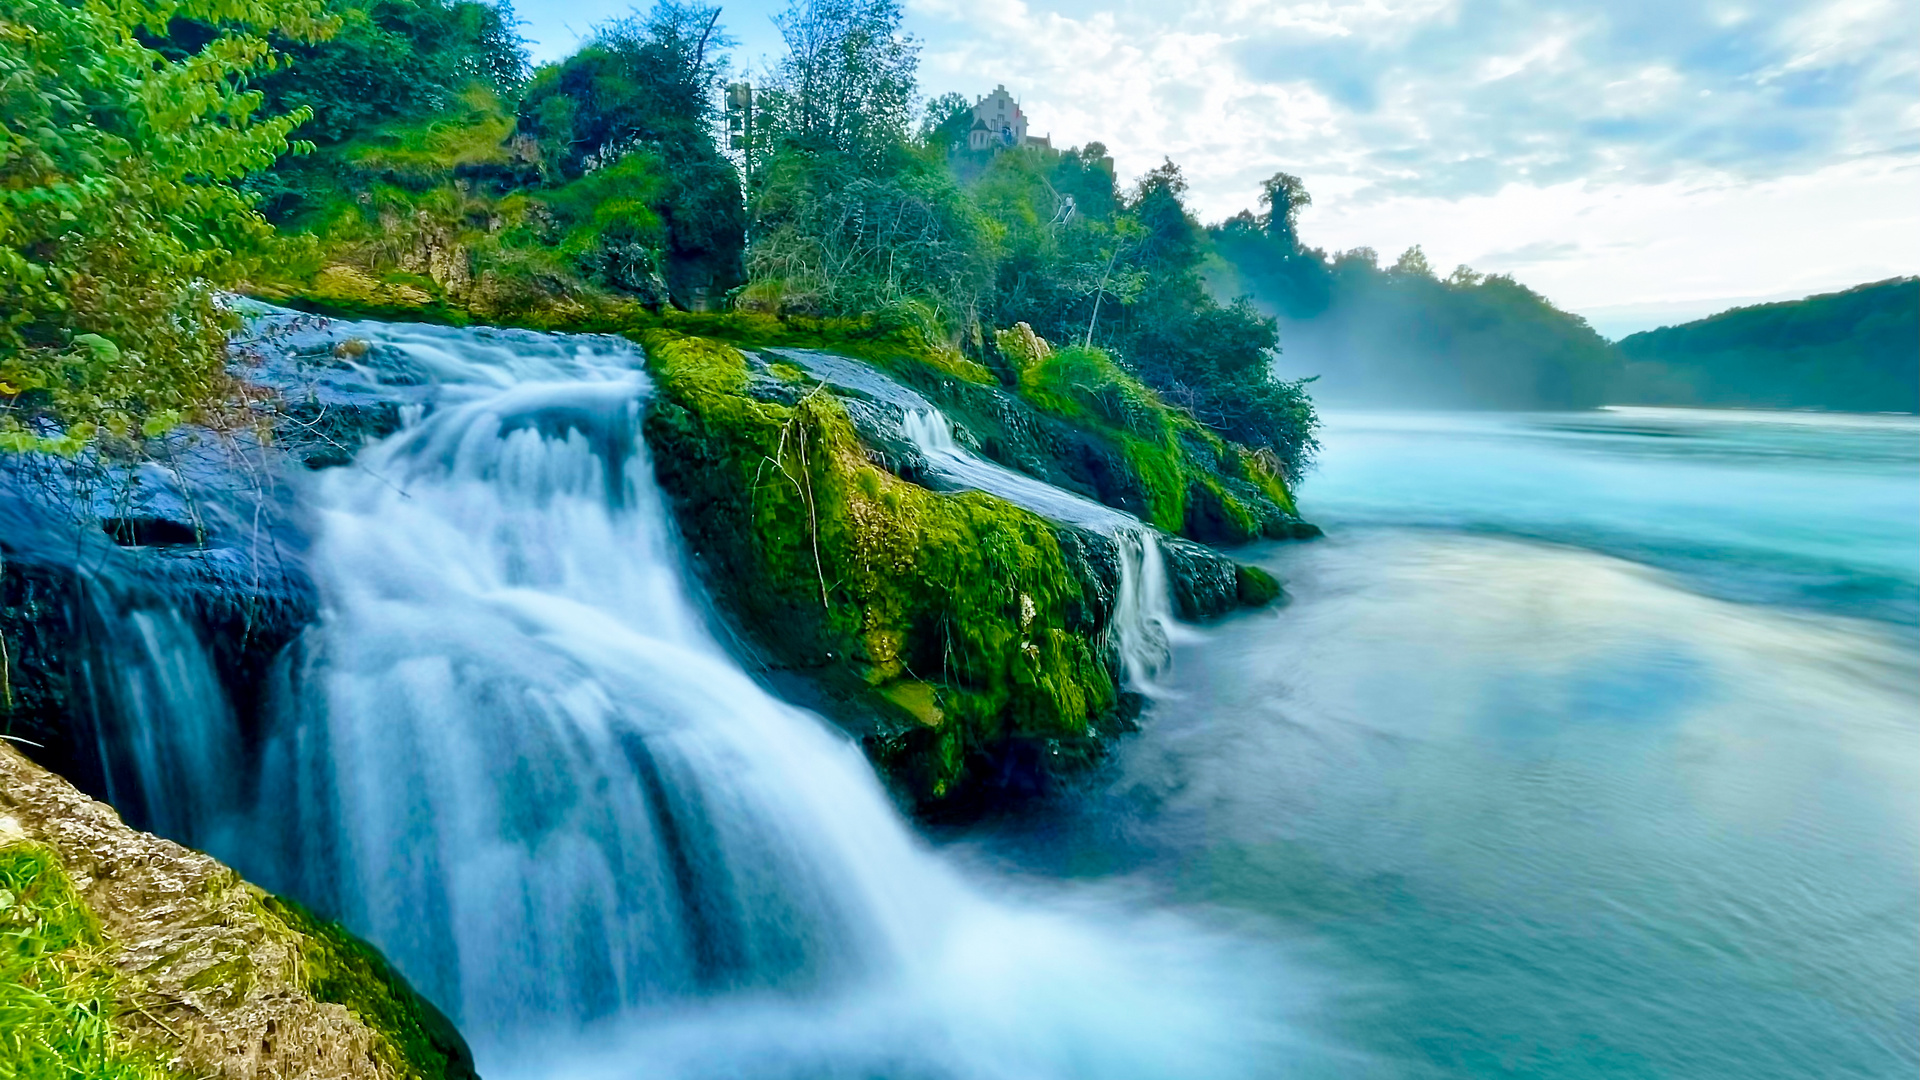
[1207,175,1620,411]
[1615,278,1919,413]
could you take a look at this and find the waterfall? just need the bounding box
[72,588,243,844]
[901,408,1177,687]
[207,319,1281,1078]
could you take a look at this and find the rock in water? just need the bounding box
[0,742,476,1080]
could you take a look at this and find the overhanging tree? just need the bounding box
[1,0,338,449]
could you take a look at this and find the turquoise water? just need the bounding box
[962,408,1920,1078]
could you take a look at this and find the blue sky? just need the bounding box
[514,0,1917,335]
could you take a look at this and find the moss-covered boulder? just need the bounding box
[642,331,1125,805]
[782,334,1317,547]
[0,742,475,1080]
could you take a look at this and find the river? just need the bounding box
[958,407,1920,1078]
[44,314,1917,1080]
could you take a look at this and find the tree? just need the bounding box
[515,2,744,306]
[918,90,973,150]
[1256,170,1310,252]
[1211,172,1619,411]
[518,2,732,179]
[1390,244,1432,278]
[765,0,919,168]
[746,151,993,329]
[246,0,527,146]
[1,0,336,449]
[1128,159,1204,279]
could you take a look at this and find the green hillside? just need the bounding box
[1616,278,1919,413]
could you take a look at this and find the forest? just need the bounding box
[1614,278,1920,413]
[1206,173,1623,410]
[0,0,1317,477]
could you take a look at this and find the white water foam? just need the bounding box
[223,319,1288,1078]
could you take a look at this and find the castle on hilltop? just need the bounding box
[968,85,1051,152]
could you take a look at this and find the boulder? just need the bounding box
[0,742,475,1080]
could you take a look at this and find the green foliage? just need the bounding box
[1211,179,1620,411]
[746,149,994,332]
[229,0,526,222]
[1616,278,1918,412]
[257,0,742,310]
[917,90,973,151]
[543,151,671,298]
[1019,343,1192,527]
[642,331,1116,803]
[761,0,919,168]
[513,6,744,304]
[516,4,726,179]
[0,0,336,449]
[1255,170,1310,251]
[0,845,170,1080]
[251,0,525,144]
[1015,343,1294,540]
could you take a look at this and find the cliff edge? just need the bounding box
[0,742,476,1080]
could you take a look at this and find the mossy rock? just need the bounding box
[0,742,478,1080]
[1235,564,1284,607]
[831,340,1318,546]
[640,331,1120,806]
[257,894,477,1080]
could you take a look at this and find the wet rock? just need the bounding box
[0,742,475,1080]
[1160,537,1243,620]
[1235,564,1284,607]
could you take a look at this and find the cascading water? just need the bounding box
[901,407,1177,687]
[72,588,243,845]
[210,318,1284,1078]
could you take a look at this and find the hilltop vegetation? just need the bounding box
[1207,173,1621,410]
[2,0,1320,483]
[1615,278,1919,413]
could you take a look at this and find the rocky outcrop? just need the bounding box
[0,742,475,1080]
[643,331,1121,808]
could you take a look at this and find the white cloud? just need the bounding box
[511,0,1918,312]
[905,0,1919,311]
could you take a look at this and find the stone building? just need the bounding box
[967,85,1051,151]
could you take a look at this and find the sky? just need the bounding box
[516,0,1917,337]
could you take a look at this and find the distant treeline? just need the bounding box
[1206,174,1621,410]
[1614,278,1919,414]
[1207,176,1918,415]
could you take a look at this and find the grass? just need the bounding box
[0,844,170,1080]
[1011,344,1301,540]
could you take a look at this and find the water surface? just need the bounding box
[962,408,1920,1079]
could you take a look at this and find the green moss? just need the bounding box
[1009,343,1303,540]
[1234,564,1283,607]
[1185,473,1260,543]
[1237,446,1299,518]
[878,679,945,727]
[342,85,518,178]
[641,331,1116,804]
[256,894,477,1080]
[0,844,171,1080]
